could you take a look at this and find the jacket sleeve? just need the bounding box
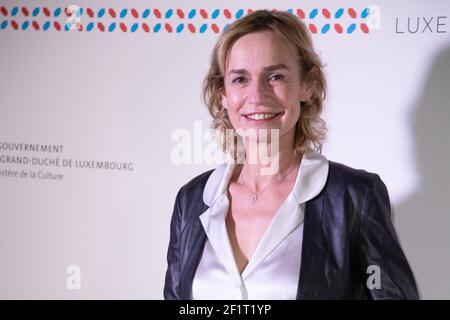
[163,187,184,300]
[356,174,419,299]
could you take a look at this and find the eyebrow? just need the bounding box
[227,64,289,75]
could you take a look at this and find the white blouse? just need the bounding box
[192,148,329,300]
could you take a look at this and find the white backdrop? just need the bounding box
[0,0,449,299]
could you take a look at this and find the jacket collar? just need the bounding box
[202,147,329,208]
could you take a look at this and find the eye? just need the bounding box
[269,74,285,81]
[232,76,248,84]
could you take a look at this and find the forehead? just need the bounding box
[225,30,297,70]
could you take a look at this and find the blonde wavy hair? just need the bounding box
[202,9,327,161]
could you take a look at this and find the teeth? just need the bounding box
[246,113,278,120]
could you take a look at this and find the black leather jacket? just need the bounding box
[164,160,419,299]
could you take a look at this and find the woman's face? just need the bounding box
[222,30,312,141]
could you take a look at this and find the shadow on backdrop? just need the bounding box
[395,45,450,299]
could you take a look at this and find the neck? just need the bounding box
[236,128,301,192]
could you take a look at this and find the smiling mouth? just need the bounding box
[243,112,282,121]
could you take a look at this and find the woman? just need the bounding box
[164,10,419,300]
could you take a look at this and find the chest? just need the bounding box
[225,183,293,272]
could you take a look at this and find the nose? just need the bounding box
[247,78,269,105]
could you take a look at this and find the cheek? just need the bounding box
[224,88,244,108]
[277,87,301,123]
[281,100,299,118]
[274,87,299,110]
[291,104,301,123]
[224,93,245,125]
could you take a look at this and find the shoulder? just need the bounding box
[178,163,228,208]
[176,166,216,203]
[170,167,217,228]
[328,160,378,184]
[326,159,388,202]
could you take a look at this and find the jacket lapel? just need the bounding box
[297,190,328,299]
[179,202,208,300]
